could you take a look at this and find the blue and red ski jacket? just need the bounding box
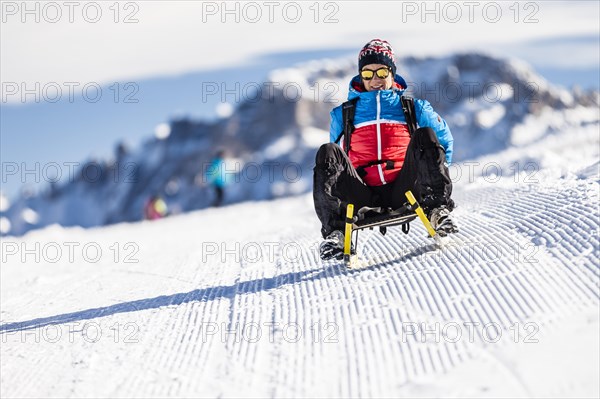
[330,74,453,186]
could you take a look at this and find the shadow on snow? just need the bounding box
[0,243,436,334]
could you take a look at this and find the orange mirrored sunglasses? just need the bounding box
[360,67,391,80]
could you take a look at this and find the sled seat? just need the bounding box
[343,191,439,266]
[352,205,417,231]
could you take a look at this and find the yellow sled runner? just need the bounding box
[343,190,441,268]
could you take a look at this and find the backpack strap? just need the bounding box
[400,95,418,136]
[335,95,414,151]
[334,98,358,153]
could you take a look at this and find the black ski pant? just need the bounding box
[213,186,224,207]
[313,127,454,238]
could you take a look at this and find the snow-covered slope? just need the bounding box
[1,118,598,397]
[2,53,598,237]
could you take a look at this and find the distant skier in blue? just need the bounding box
[205,150,227,207]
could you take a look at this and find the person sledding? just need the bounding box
[313,39,458,261]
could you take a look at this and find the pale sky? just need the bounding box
[2,0,599,101]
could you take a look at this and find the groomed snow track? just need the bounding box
[1,174,599,397]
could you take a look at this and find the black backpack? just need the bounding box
[334,95,417,154]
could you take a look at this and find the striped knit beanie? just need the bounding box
[358,39,397,76]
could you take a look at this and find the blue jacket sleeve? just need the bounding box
[329,106,343,144]
[415,99,454,164]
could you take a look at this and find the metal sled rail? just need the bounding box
[343,190,439,266]
[353,211,417,231]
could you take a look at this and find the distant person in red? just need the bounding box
[144,195,168,220]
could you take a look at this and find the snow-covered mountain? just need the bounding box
[2,53,598,236]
